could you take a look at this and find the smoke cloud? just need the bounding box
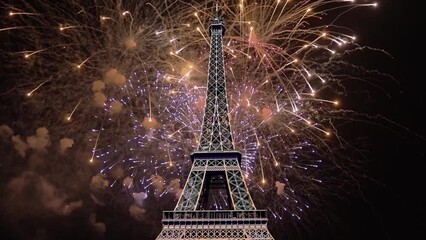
[123,176,133,188]
[109,100,123,114]
[90,174,109,191]
[275,181,286,196]
[92,80,105,92]
[129,204,146,221]
[142,116,159,129]
[94,92,107,106]
[11,135,28,158]
[167,178,183,199]
[105,68,126,85]
[0,124,13,139]
[26,127,51,152]
[59,138,74,153]
[132,191,148,207]
[90,214,106,235]
[7,171,82,216]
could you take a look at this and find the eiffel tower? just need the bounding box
[156,4,275,240]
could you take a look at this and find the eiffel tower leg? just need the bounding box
[175,169,206,211]
[226,168,256,210]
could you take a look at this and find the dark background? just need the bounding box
[0,0,425,240]
[332,0,426,239]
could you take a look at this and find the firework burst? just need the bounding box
[1,0,380,232]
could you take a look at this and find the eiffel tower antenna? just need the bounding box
[215,0,219,18]
[156,3,275,239]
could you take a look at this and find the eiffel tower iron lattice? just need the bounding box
[156,4,275,240]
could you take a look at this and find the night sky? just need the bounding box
[1,1,425,240]
[320,1,426,239]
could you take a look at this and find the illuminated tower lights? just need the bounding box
[156,4,274,240]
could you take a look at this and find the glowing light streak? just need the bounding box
[9,11,39,16]
[90,128,102,163]
[26,79,49,97]
[266,0,281,30]
[0,26,26,32]
[148,91,152,121]
[66,98,83,121]
[59,25,78,31]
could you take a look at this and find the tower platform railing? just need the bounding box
[162,210,269,229]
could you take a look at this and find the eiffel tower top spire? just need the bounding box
[215,1,219,19]
[198,2,233,152]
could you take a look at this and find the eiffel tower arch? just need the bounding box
[156,4,275,240]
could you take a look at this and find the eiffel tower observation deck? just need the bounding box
[156,3,275,240]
